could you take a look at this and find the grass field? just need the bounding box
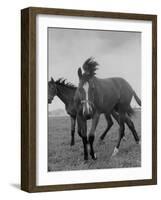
[48,111,141,172]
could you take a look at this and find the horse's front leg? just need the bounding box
[70,116,76,146]
[77,114,88,160]
[89,112,100,160]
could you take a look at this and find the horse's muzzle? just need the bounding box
[81,100,94,119]
[48,98,52,104]
[48,93,55,104]
[83,108,93,119]
[84,113,92,120]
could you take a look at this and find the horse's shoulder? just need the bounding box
[65,103,76,116]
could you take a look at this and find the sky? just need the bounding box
[48,28,141,111]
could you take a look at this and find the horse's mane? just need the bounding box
[82,57,99,77]
[55,78,77,90]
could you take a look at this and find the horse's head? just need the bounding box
[77,68,95,119]
[48,77,57,104]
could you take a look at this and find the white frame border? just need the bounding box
[36,14,152,186]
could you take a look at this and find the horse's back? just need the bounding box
[93,77,134,114]
[96,77,133,94]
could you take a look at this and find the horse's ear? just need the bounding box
[51,77,54,82]
[78,68,82,79]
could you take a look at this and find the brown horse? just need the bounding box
[75,57,141,160]
[48,77,135,147]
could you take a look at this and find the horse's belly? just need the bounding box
[97,96,118,114]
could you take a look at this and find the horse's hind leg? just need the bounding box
[112,113,125,156]
[100,114,113,140]
[70,116,76,146]
[89,112,100,160]
[112,111,138,142]
[111,110,119,124]
[124,114,140,144]
[112,111,126,140]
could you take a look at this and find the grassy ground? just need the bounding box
[48,111,141,172]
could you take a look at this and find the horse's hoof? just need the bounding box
[70,142,74,146]
[136,140,140,145]
[100,135,105,141]
[92,153,97,160]
[90,152,97,160]
[112,147,119,157]
[84,155,88,161]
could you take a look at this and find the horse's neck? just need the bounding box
[56,85,75,106]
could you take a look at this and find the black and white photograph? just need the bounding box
[48,28,141,172]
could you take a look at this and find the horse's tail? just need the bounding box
[133,91,141,106]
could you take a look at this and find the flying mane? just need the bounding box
[82,57,99,78]
[55,78,77,90]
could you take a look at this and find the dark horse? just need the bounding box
[48,77,135,147]
[75,57,141,160]
[48,78,77,146]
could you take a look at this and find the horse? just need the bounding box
[75,57,141,160]
[48,77,77,146]
[48,77,135,147]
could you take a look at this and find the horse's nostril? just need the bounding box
[85,114,91,120]
[83,109,93,119]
